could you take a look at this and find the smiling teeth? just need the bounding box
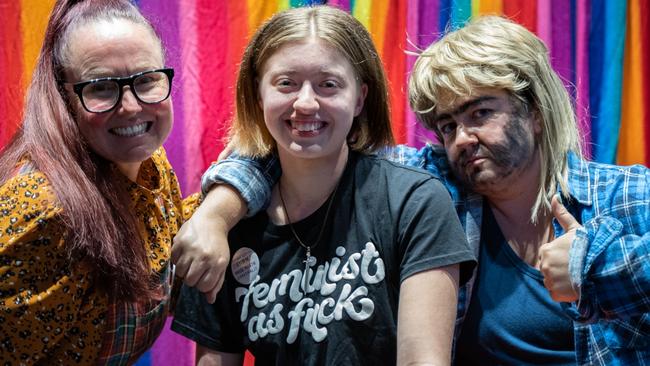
[111,122,149,137]
[291,121,324,132]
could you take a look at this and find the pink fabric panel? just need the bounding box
[406,0,420,146]
[537,0,552,53]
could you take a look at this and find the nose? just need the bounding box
[453,123,479,151]
[117,87,143,114]
[293,83,318,114]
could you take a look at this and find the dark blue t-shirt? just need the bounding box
[454,204,575,365]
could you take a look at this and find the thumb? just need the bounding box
[551,194,580,232]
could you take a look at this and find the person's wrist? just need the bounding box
[200,184,246,230]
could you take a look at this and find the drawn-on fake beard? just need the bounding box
[451,115,537,194]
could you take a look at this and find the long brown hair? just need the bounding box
[229,6,394,157]
[0,0,165,301]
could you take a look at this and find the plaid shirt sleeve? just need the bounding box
[200,153,280,217]
[565,157,650,323]
[200,145,432,217]
[574,219,650,322]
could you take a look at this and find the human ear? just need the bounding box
[255,78,264,110]
[533,109,543,134]
[354,83,368,117]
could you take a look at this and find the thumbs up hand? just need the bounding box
[539,195,582,303]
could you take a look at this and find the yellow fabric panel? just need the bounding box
[617,0,646,165]
[247,0,280,34]
[472,0,480,17]
[278,0,291,11]
[475,0,503,16]
[353,0,372,31]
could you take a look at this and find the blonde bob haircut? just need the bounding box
[228,5,394,157]
[409,15,582,220]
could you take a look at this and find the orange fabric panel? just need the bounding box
[617,0,646,165]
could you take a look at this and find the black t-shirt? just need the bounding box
[172,153,475,365]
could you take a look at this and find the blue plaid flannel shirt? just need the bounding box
[203,144,650,366]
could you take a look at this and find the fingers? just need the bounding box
[539,241,579,303]
[542,274,555,297]
[170,208,233,302]
[538,243,552,283]
[171,234,184,264]
[204,275,226,304]
[551,195,580,232]
[183,262,210,288]
[171,239,229,302]
[541,266,567,302]
[171,233,192,279]
[186,257,227,292]
[173,255,191,280]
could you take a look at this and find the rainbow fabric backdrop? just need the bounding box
[0,0,648,365]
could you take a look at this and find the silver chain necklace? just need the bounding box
[278,177,341,269]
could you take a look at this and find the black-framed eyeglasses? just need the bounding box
[68,68,174,113]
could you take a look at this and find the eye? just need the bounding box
[84,80,117,98]
[471,108,492,120]
[275,78,296,91]
[320,80,339,88]
[134,74,160,91]
[276,78,295,87]
[136,76,154,85]
[436,120,457,136]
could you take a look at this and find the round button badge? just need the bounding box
[231,247,260,285]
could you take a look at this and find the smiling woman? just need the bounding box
[258,38,366,165]
[0,0,197,364]
[62,17,173,180]
[171,6,476,366]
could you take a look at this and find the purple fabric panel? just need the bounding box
[137,1,196,364]
[418,0,439,49]
[576,0,591,156]
[551,0,573,89]
[151,319,195,366]
[139,0,189,193]
[328,0,351,11]
[413,0,442,147]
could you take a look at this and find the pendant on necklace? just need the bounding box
[304,247,317,266]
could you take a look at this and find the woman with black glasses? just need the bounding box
[0,0,197,364]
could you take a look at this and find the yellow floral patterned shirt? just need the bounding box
[0,148,199,365]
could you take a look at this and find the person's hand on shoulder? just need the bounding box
[172,184,246,303]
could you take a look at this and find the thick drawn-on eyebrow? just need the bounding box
[433,96,498,123]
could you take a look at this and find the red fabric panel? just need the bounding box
[384,0,408,144]
[503,0,537,33]
[244,350,254,366]
[0,1,24,147]
[197,0,235,167]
